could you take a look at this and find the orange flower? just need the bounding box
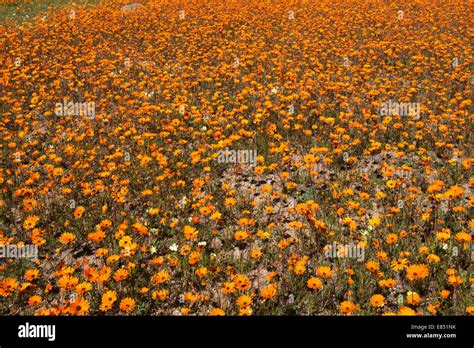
[370,294,386,307]
[406,264,429,281]
[233,274,251,291]
[70,297,90,315]
[209,308,225,316]
[119,298,136,313]
[260,284,278,300]
[195,267,208,278]
[440,290,450,299]
[293,261,306,275]
[102,290,117,306]
[234,230,250,241]
[391,258,408,271]
[23,215,40,230]
[73,206,85,219]
[24,269,40,281]
[222,282,236,294]
[59,232,76,244]
[379,278,396,288]
[307,277,323,290]
[386,233,398,245]
[455,232,471,243]
[28,295,42,306]
[448,275,463,286]
[406,292,421,306]
[131,223,148,236]
[152,289,169,300]
[183,225,199,240]
[224,197,236,207]
[75,282,92,294]
[251,248,262,260]
[339,301,358,315]
[152,270,171,285]
[398,306,417,316]
[188,251,200,265]
[236,295,252,308]
[113,269,129,282]
[316,266,333,278]
[365,260,380,273]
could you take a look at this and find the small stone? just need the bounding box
[210,237,223,249]
[121,3,143,12]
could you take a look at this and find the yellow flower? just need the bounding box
[447,275,463,286]
[209,308,225,316]
[406,292,421,306]
[23,215,40,230]
[398,306,417,316]
[455,232,471,243]
[368,217,381,228]
[59,232,76,244]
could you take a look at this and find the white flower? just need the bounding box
[360,230,369,242]
[150,246,157,254]
[169,243,178,252]
[198,241,207,247]
[179,196,187,207]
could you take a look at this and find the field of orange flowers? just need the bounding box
[0,0,473,316]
